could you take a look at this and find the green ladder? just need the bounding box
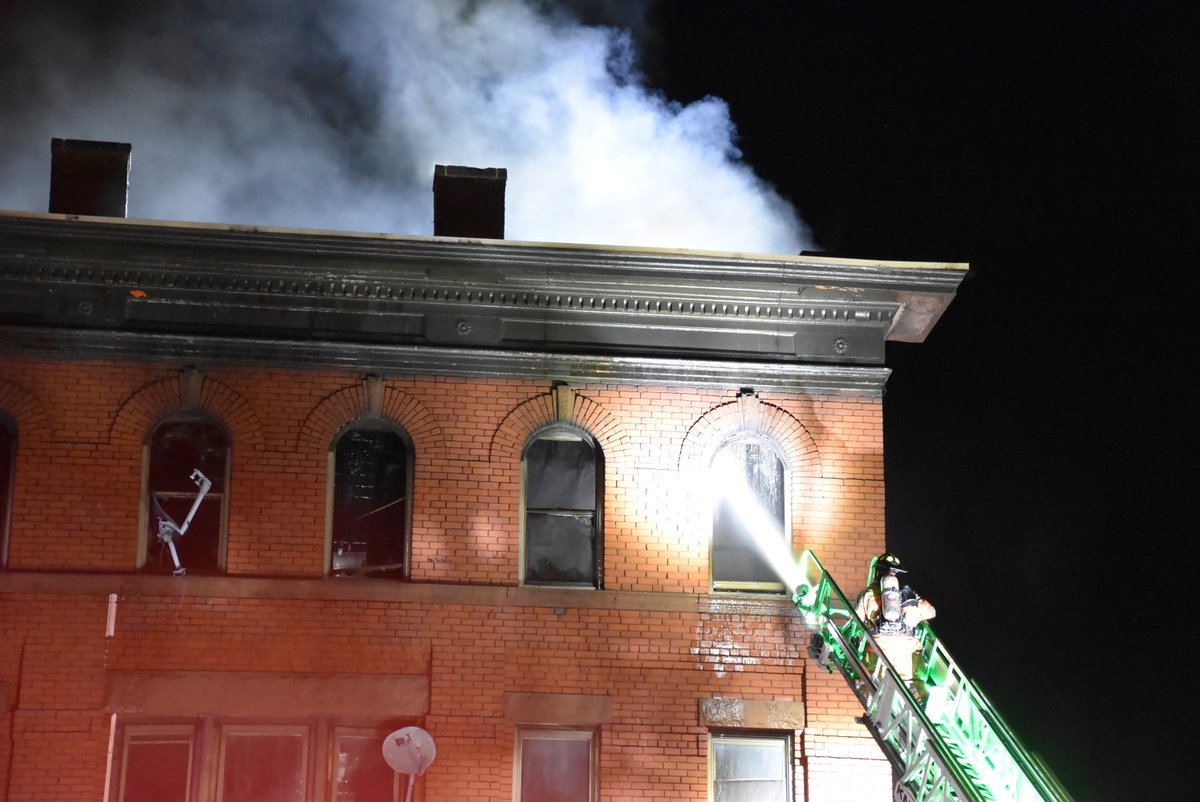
[793,550,1074,802]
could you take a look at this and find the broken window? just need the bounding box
[711,438,787,592]
[709,733,790,802]
[0,416,13,567]
[522,427,602,587]
[330,427,410,578]
[144,415,229,575]
[516,729,595,802]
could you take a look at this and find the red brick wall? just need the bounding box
[1,593,111,802]
[0,355,891,800]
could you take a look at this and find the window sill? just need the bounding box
[0,570,802,616]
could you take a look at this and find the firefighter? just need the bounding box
[854,553,935,685]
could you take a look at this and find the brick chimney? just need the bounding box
[49,138,131,218]
[432,165,506,239]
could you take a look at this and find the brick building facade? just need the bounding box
[0,164,965,801]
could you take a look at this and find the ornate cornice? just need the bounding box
[0,212,966,368]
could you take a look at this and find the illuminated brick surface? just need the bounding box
[0,358,891,800]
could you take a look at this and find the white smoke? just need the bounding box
[0,0,811,253]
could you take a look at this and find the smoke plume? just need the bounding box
[0,0,811,253]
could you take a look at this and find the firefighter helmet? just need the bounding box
[871,552,907,583]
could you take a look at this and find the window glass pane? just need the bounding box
[147,419,227,575]
[711,441,785,588]
[332,429,408,577]
[220,729,307,802]
[524,432,600,587]
[526,436,596,511]
[334,732,396,802]
[120,728,194,802]
[525,512,595,585]
[520,734,591,802]
[715,779,787,802]
[712,736,788,802]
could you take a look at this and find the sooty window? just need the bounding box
[330,426,411,578]
[522,427,602,587]
[711,438,787,592]
[144,415,229,575]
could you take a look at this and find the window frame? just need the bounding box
[216,722,312,802]
[138,412,232,575]
[0,414,14,568]
[111,718,407,802]
[514,727,597,802]
[331,725,402,802]
[709,434,791,594]
[114,722,201,802]
[519,424,604,589]
[708,731,792,802]
[325,420,415,580]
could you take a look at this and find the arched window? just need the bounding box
[710,437,788,592]
[143,414,230,575]
[329,425,411,578]
[0,415,14,568]
[522,426,602,588]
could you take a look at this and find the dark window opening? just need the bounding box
[711,439,786,591]
[331,428,410,578]
[145,417,228,575]
[0,418,13,567]
[524,430,601,587]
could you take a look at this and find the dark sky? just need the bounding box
[3,2,1197,800]
[640,3,1195,800]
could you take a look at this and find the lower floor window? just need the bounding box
[218,725,309,802]
[516,728,596,802]
[334,730,401,801]
[710,732,791,802]
[114,719,402,802]
[118,725,195,802]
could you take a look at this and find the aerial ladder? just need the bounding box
[792,549,1074,802]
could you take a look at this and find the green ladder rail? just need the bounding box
[793,550,1074,802]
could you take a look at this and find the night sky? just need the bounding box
[639,4,1194,800]
[3,2,1196,800]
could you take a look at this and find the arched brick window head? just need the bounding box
[330,426,411,578]
[523,426,602,588]
[144,415,229,575]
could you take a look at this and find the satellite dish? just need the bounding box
[383,727,436,802]
[383,726,436,775]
